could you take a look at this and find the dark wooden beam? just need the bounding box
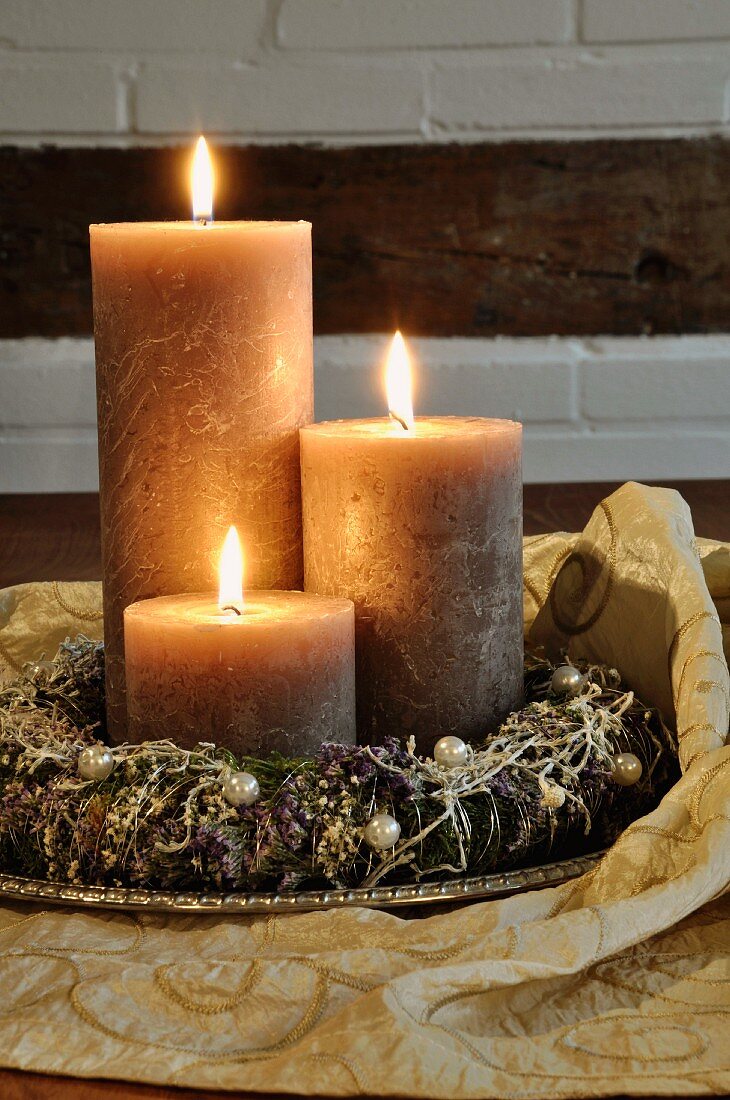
[1,138,729,338]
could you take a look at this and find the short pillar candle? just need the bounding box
[124,590,356,757]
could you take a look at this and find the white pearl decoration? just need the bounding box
[363,813,401,851]
[78,744,114,781]
[222,771,260,807]
[434,735,469,768]
[538,776,566,810]
[551,664,585,696]
[611,752,643,787]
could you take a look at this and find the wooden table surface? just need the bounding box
[1,481,729,590]
[0,480,727,1099]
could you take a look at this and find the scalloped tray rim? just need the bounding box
[0,850,605,914]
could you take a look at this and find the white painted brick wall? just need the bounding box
[276,0,574,49]
[1,335,728,491]
[430,45,729,132]
[1,1,730,143]
[0,60,119,134]
[137,61,425,137]
[314,336,576,423]
[0,340,97,427]
[583,0,730,43]
[0,1,268,55]
[580,339,730,422]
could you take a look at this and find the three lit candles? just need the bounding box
[92,139,523,758]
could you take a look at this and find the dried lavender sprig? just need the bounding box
[0,639,677,892]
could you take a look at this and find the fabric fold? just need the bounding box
[0,482,728,1096]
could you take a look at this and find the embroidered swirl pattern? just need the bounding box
[0,483,727,1093]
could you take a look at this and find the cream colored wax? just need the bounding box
[124,591,356,756]
[300,417,523,753]
[90,221,312,740]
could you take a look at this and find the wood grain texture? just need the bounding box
[0,1066,700,1100]
[2,138,729,338]
[0,493,102,587]
[522,480,730,539]
[0,1068,208,1099]
[1,482,728,590]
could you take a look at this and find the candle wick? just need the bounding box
[221,604,242,616]
[389,411,410,432]
[195,216,209,227]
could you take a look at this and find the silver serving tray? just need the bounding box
[0,850,604,914]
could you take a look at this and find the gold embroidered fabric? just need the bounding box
[0,482,728,1096]
[529,482,729,772]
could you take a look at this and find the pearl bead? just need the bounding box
[539,778,566,809]
[78,745,114,781]
[363,813,401,851]
[551,664,585,696]
[223,771,260,807]
[611,752,643,787]
[434,735,468,768]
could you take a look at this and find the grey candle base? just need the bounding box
[127,716,357,760]
[301,417,524,758]
[353,601,524,755]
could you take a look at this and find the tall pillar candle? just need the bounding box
[301,416,523,754]
[91,216,312,740]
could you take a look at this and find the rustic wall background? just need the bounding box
[2,0,730,144]
[1,0,729,490]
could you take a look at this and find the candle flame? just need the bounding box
[218,526,244,613]
[191,136,214,223]
[385,330,414,431]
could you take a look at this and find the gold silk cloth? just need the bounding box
[0,482,728,1097]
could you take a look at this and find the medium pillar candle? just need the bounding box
[91,219,312,740]
[124,591,356,756]
[301,417,523,753]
